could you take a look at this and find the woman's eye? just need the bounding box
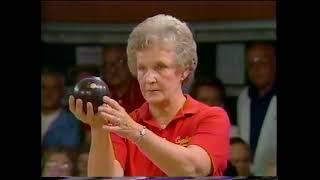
[137,66,146,71]
[155,64,166,71]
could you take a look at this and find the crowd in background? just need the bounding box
[41,42,276,177]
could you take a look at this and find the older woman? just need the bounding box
[69,14,230,177]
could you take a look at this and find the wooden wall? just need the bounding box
[42,1,276,23]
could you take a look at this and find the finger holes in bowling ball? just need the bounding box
[73,76,110,114]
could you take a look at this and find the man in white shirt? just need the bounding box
[237,42,277,176]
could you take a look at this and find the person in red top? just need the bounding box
[74,46,146,146]
[101,45,145,114]
[69,14,230,177]
[111,95,229,176]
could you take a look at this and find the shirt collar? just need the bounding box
[139,94,200,123]
[248,82,277,100]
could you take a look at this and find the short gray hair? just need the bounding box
[127,14,198,90]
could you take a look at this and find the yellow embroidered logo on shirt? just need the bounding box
[175,136,190,147]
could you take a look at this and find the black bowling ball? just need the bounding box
[73,76,110,114]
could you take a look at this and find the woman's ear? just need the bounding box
[181,70,190,82]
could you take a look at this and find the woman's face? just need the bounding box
[42,152,73,177]
[136,42,184,105]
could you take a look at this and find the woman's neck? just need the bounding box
[149,92,186,125]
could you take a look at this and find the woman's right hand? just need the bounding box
[69,95,106,130]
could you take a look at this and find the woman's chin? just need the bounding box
[144,94,163,104]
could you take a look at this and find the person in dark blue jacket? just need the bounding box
[41,68,81,149]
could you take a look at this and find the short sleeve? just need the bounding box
[110,133,127,169]
[190,107,231,176]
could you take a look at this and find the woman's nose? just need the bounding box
[145,70,157,84]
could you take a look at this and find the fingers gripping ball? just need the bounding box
[73,76,110,114]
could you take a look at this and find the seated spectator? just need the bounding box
[191,77,225,107]
[42,146,76,177]
[230,137,253,177]
[41,68,81,149]
[68,64,100,84]
[73,46,147,146]
[191,77,240,176]
[101,45,145,113]
[191,76,240,137]
[75,144,90,176]
[224,160,238,177]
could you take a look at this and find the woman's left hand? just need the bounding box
[98,96,143,142]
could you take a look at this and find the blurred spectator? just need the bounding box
[237,42,277,176]
[75,144,90,176]
[230,137,252,177]
[63,64,100,108]
[69,46,146,113]
[42,146,76,177]
[224,161,238,177]
[191,77,226,106]
[191,77,240,176]
[191,77,240,137]
[69,45,146,147]
[41,69,81,149]
[68,64,100,84]
[101,45,145,113]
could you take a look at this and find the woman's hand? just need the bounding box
[68,95,106,130]
[98,96,143,142]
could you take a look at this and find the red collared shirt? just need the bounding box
[111,95,230,176]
